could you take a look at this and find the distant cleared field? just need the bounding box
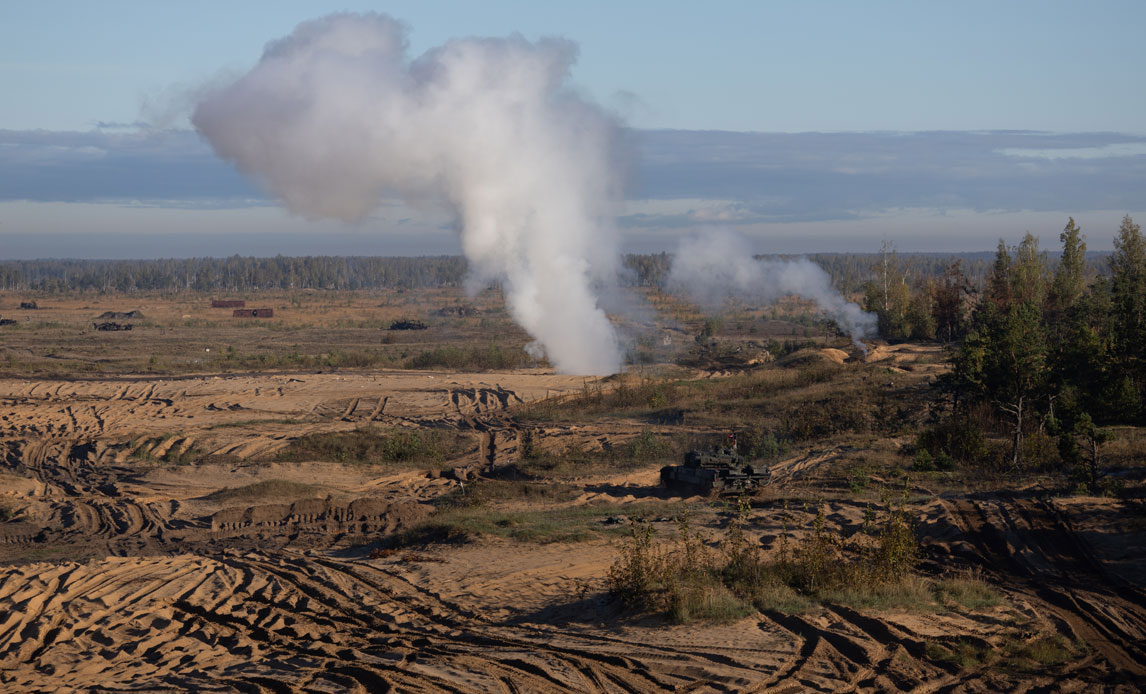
[0,288,838,376]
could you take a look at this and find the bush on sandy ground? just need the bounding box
[607,495,1003,623]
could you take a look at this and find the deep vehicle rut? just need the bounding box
[0,550,794,693]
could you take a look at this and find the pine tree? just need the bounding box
[932,260,970,343]
[1048,217,1086,319]
[1011,232,1048,307]
[1110,215,1146,399]
[984,239,1013,310]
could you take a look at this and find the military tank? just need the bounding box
[660,436,771,495]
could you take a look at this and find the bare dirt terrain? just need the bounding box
[2,293,1145,693]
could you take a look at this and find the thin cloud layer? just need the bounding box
[626,130,1146,226]
[3,128,1143,224]
[0,128,259,204]
[4,127,1141,219]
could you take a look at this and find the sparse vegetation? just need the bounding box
[1002,635,1087,670]
[607,492,1004,624]
[515,428,678,479]
[386,498,688,548]
[518,364,907,454]
[934,572,1004,610]
[407,344,530,370]
[205,418,305,430]
[276,427,473,467]
[201,480,329,503]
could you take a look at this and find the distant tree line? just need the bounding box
[0,247,1115,297]
[0,256,468,293]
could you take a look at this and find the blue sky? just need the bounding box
[2,1,1145,257]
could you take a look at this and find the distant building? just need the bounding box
[233,308,274,318]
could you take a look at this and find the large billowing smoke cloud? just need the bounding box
[668,229,876,346]
[192,13,624,374]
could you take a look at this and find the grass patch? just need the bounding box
[407,344,529,370]
[934,573,1003,610]
[219,347,395,370]
[276,426,473,467]
[201,479,328,503]
[433,478,582,508]
[926,633,1086,672]
[668,578,755,623]
[517,364,908,447]
[515,429,679,479]
[925,638,995,668]
[518,376,686,422]
[206,418,305,430]
[1000,635,1087,671]
[747,580,815,614]
[818,574,936,611]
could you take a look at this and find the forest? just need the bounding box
[0,248,1112,295]
[873,216,1145,493]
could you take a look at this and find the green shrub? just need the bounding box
[608,521,671,609]
[627,430,668,461]
[913,448,935,471]
[738,427,788,460]
[917,414,988,466]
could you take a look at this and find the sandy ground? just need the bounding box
[2,365,1146,692]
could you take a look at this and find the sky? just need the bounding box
[2,1,1145,258]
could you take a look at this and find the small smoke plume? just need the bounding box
[192,13,624,374]
[667,229,876,346]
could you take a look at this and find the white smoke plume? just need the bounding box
[192,13,624,374]
[667,229,876,346]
